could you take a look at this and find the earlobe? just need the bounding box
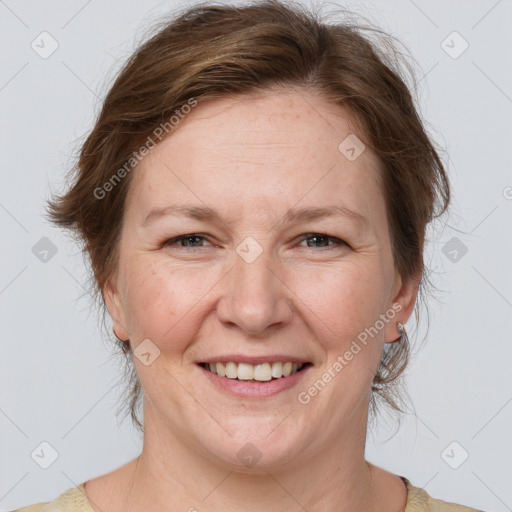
[103,278,130,341]
[385,269,421,343]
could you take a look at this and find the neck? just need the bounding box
[116,402,392,512]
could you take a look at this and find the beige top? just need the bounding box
[13,476,483,511]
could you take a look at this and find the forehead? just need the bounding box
[127,90,384,225]
[157,90,369,160]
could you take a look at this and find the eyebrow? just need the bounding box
[142,203,369,229]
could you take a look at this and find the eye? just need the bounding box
[162,234,212,249]
[161,233,348,250]
[297,233,348,249]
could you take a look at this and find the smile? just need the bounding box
[199,361,311,381]
[197,359,313,398]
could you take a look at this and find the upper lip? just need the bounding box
[198,355,312,365]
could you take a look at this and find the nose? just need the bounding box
[216,247,294,336]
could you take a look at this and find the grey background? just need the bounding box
[1,0,511,510]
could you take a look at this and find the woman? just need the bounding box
[15,1,483,510]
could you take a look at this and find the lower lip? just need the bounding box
[198,364,312,398]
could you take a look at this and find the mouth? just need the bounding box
[198,361,313,382]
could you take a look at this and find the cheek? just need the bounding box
[121,257,222,350]
[290,259,389,351]
[120,248,391,365]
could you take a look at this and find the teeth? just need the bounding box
[225,362,238,379]
[204,361,305,381]
[217,362,226,377]
[237,363,254,380]
[271,361,283,378]
[254,363,272,381]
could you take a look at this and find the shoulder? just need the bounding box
[402,476,484,512]
[12,505,46,512]
[13,482,94,512]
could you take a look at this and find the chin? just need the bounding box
[195,421,306,472]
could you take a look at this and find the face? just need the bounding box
[106,89,418,471]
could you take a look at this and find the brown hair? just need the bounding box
[47,0,450,435]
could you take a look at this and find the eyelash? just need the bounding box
[162,233,348,250]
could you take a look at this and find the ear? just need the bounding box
[103,276,130,341]
[384,267,421,344]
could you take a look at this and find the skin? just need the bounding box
[85,88,420,512]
